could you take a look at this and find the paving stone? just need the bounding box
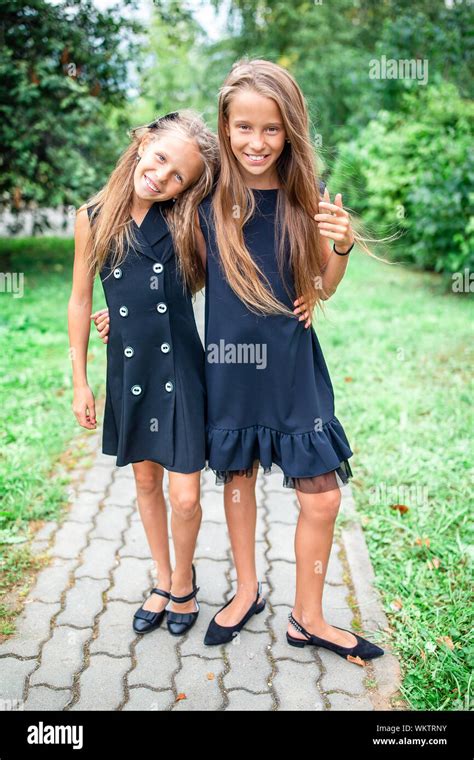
[124,688,174,711]
[270,606,315,661]
[29,558,78,604]
[74,538,120,580]
[30,627,92,688]
[89,505,131,540]
[104,478,137,507]
[195,522,229,561]
[173,655,224,711]
[67,492,102,523]
[118,521,151,559]
[50,521,92,560]
[263,490,299,523]
[71,654,130,710]
[224,632,272,692]
[226,690,273,710]
[128,631,179,688]
[0,658,38,702]
[79,467,114,493]
[90,601,137,656]
[273,659,324,711]
[24,686,72,711]
[319,653,368,694]
[267,522,295,562]
[0,602,61,657]
[327,692,374,710]
[56,578,109,627]
[109,557,152,602]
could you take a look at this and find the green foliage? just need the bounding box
[0,0,143,222]
[330,82,474,275]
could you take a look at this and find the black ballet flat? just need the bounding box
[133,588,171,634]
[204,581,266,646]
[167,563,200,636]
[287,612,384,661]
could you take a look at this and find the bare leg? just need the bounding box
[288,486,358,647]
[215,469,264,626]
[168,471,202,615]
[132,460,171,613]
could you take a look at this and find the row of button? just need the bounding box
[131,382,173,395]
[123,343,170,356]
[113,261,172,398]
[119,303,167,318]
[113,261,163,279]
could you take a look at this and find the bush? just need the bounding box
[330,82,474,276]
[0,237,74,271]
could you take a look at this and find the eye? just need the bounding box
[155,153,165,162]
[175,174,183,183]
[238,125,250,131]
[266,127,279,134]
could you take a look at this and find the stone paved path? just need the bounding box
[0,294,401,711]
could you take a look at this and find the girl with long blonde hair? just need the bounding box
[68,110,219,636]
[196,59,385,660]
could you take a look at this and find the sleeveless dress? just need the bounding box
[198,186,354,493]
[87,202,206,472]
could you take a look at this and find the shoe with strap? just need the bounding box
[166,563,200,636]
[133,588,171,634]
[204,581,266,646]
[287,611,384,661]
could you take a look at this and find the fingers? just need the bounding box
[73,406,97,430]
[90,308,109,321]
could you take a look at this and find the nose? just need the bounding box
[248,133,266,152]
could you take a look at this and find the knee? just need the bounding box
[169,491,201,520]
[134,472,163,497]
[302,489,341,522]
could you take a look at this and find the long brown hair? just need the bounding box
[84,110,219,294]
[213,58,388,317]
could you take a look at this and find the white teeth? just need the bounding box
[145,175,159,191]
[247,155,267,161]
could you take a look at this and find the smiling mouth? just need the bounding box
[244,153,270,163]
[144,174,161,192]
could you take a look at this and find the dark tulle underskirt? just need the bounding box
[205,458,353,494]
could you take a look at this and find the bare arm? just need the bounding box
[316,188,354,301]
[67,207,97,429]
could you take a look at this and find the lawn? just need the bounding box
[315,251,473,711]
[0,238,107,632]
[0,237,472,711]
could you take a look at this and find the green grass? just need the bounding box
[0,238,107,630]
[315,252,473,711]
[1,237,472,710]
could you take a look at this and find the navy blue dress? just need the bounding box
[198,185,354,493]
[87,202,206,471]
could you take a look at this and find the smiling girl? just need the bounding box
[196,59,384,661]
[68,111,219,636]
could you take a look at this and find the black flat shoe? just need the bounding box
[166,563,200,636]
[204,581,266,646]
[286,612,384,661]
[133,588,171,634]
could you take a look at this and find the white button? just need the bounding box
[119,306,128,317]
[113,267,122,279]
[124,346,134,358]
[165,381,174,392]
[131,385,142,396]
[153,262,163,273]
[157,302,167,314]
[161,342,170,353]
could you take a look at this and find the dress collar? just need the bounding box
[131,202,174,265]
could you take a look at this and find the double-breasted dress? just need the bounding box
[87,202,206,472]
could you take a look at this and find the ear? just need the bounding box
[138,132,154,157]
[223,119,230,138]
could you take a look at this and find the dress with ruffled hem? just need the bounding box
[205,416,353,494]
[199,185,355,498]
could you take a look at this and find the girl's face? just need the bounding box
[134,133,204,203]
[224,89,287,186]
